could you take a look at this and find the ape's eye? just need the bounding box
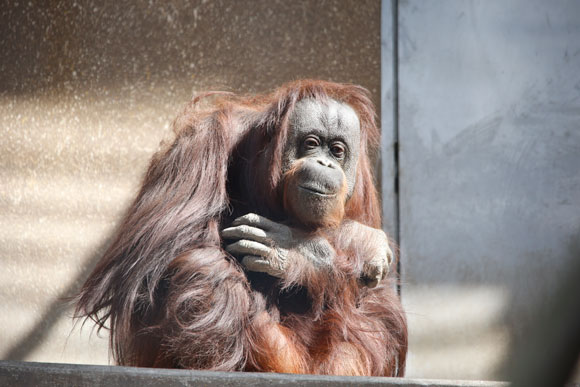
[330,143,346,159]
[304,136,320,150]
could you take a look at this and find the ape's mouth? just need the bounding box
[298,185,336,197]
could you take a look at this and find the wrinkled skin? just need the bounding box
[282,99,359,226]
[223,99,392,287]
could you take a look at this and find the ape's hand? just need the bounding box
[358,224,393,288]
[222,213,334,278]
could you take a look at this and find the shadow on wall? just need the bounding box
[505,231,580,387]
[0,0,381,99]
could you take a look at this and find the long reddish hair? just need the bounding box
[75,80,405,373]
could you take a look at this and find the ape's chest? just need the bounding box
[245,271,313,316]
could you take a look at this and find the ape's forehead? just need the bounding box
[289,98,360,143]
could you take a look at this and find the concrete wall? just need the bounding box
[0,0,381,365]
[0,361,512,387]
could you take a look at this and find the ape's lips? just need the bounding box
[298,185,336,197]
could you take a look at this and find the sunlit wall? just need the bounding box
[0,0,381,365]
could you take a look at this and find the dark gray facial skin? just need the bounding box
[282,98,361,226]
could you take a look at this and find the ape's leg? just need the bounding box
[312,341,368,376]
[247,312,309,374]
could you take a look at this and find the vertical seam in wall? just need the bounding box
[392,0,402,297]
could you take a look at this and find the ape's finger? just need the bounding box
[221,225,270,244]
[386,245,394,266]
[366,277,379,288]
[241,256,270,272]
[362,261,383,288]
[232,213,284,232]
[242,256,283,277]
[225,239,272,257]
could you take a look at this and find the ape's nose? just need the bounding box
[316,157,336,169]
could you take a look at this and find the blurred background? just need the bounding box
[0,0,579,383]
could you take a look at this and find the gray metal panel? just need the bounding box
[381,0,398,240]
[398,0,580,380]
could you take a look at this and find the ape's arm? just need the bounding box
[221,213,334,284]
[221,212,400,375]
[333,220,394,287]
[221,213,393,288]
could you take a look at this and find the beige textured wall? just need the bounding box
[0,0,380,365]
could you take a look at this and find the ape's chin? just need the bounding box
[284,184,345,230]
